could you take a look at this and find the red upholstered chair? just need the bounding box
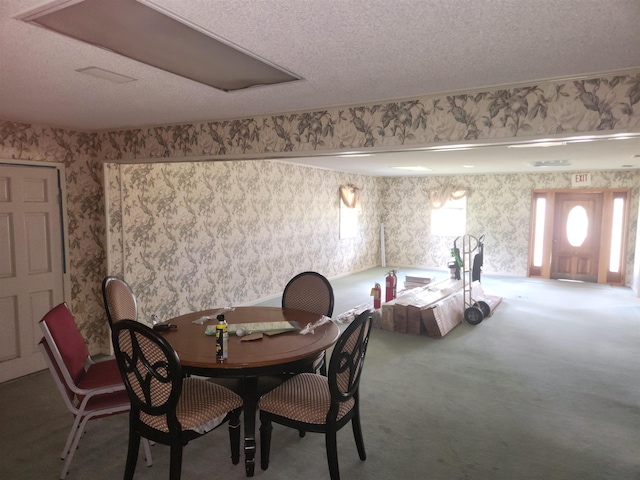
[111,319,243,480]
[282,271,334,375]
[258,310,373,480]
[38,303,151,479]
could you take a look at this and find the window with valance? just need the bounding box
[429,185,469,236]
[339,184,362,210]
[428,185,469,209]
[339,184,361,239]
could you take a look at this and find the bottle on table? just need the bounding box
[215,314,228,361]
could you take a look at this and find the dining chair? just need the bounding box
[102,275,138,327]
[282,271,335,375]
[102,275,241,393]
[111,319,244,480]
[38,302,152,480]
[258,310,373,480]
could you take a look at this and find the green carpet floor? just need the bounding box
[2,268,638,479]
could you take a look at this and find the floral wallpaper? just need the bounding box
[2,70,640,354]
[100,73,640,162]
[0,122,106,347]
[380,171,639,283]
[106,161,380,326]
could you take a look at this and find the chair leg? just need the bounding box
[124,431,141,480]
[169,444,183,480]
[325,429,340,480]
[299,430,306,438]
[142,438,154,466]
[229,408,241,465]
[313,352,327,376]
[259,415,272,471]
[60,415,91,479]
[60,414,83,460]
[319,355,327,376]
[351,411,367,460]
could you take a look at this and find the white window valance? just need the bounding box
[428,185,469,209]
[339,184,362,210]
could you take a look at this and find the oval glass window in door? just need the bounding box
[566,206,588,247]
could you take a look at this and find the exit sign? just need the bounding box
[572,172,592,187]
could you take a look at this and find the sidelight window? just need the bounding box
[532,196,546,267]
[609,197,624,273]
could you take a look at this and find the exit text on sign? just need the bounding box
[572,172,592,186]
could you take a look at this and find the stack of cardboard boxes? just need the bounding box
[374,278,502,338]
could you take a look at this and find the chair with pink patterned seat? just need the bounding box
[282,271,335,375]
[102,276,138,327]
[112,319,243,480]
[258,310,373,480]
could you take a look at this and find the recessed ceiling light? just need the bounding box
[20,0,300,92]
[392,166,431,171]
[76,66,137,83]
[509,141,566,148]
[431,146,473,152]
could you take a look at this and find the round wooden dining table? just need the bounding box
[161,306,340,477]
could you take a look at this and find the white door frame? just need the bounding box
[0,159,72,377]
[1,159,71,303]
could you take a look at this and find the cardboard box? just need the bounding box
[378,279,460,333]
[404,275,433,289]
[374,278,502,338]
[422,291,464,338]
[421,281,490,337]
[406,304,425,335]
[393,304,408,333]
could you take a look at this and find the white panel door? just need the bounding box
[0,164,64,383]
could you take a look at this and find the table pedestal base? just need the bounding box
[242,376,259,477]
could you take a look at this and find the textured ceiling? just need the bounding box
[1,0,640,175]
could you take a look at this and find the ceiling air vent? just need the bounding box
[529,160,571,168]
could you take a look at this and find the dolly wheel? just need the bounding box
[474,301,491,318]
[465,306,484,325]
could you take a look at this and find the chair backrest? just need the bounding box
[112,320,183,432]
[102,276,138,326]
[328,310,372,404]
[40,303,91,388]
[282,271,334,317]
[39,337,77,410]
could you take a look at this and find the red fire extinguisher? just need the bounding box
[392,269,397,299]
[385,271,394,302]
[372,283,381,309]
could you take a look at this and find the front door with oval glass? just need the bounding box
[551,192,603,282]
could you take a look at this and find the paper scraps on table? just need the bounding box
[240,333,264,342]
[228,321,296,334]
[192,307,236,324]
[300,315,333,335]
